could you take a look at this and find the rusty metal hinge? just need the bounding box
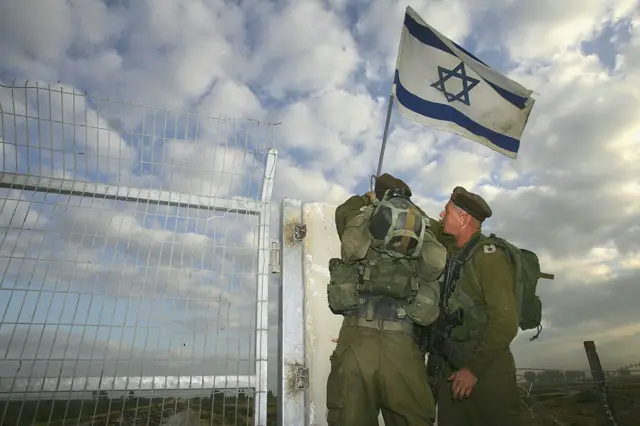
[295,366,309,389]
[293,224,307,241]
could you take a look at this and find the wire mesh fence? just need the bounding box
[0,80,278,426]
[516,367,640,425]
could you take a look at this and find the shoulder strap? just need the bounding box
[441,234,482,311]
[463,234,497,260]
[450,234,483,284]
[460,234,519,302]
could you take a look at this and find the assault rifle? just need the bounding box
[414,235,481,399]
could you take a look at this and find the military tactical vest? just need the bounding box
[328,192,447,326]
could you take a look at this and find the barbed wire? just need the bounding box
[510,364,640,424]
[513,367,640,425]
[520,390,567,426]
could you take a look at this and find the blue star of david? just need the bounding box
[430,62,480,106]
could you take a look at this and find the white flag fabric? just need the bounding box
[393,6,536,159]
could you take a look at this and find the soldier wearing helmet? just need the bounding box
[325,173,446,426]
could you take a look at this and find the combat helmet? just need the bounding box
[368,180,427,259]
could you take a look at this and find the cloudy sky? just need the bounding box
[1,0,640,402]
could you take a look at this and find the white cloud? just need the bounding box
[247,0,361,98]
[378,125,438,173]
[415,149,496,199]
[159,140,258,198]
[277,89,382,146]
[504,0,615,59]
[473,0,638,61]
[198,78,264,119]
[274,158,351,205]
[0,0,74,64]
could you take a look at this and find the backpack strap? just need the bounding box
[440,234,482,312]
[451,235,489,299]
[460,235,511,298]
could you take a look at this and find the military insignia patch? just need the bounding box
[483,244,496,254]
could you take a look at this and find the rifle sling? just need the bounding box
[432,234,482,363]
[443,234,482,311]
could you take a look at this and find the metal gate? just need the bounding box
[0,80,278,425]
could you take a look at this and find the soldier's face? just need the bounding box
[440,201,461,235]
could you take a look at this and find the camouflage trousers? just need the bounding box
[326,316,436,426]
[435,368,526,426]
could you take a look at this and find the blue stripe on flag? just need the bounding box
[403,12,529,110]
[394,71,520,155]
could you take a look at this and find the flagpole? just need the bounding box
[376,8,408,178]
[375,93,395,177]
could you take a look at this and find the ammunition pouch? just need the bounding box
[442,281,487,341]
[327,258,362,314]
[341,207,374,262]
[404,279,440,326]
[360,257,417,300]
[416,234,448,282]
[449,303,487,341]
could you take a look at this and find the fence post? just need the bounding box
[583,340,619,426]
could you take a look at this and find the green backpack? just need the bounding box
[467,233,552,340]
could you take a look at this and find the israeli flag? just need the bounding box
[393,6,536,159]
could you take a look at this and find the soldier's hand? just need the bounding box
[363,191,376,205]
[448,368,477,400]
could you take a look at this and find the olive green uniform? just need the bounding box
[429,219,525,426]
[326,194,436,426]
